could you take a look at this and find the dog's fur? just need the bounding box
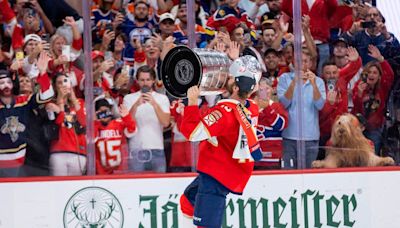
[312,114,395,168]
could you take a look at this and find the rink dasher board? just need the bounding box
[0,168,399,228]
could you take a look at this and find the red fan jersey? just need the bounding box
[94,115,136,174]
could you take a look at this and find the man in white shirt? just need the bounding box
[123,65,171,172]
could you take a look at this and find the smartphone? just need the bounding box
[361,73,368,83]
[16,51,24,60]
[152,27,161,34]
[62,77,72,89]
[122,65,130,75]
[26,8,36,17]
[104,51,113,61]
[361,21,376,29]
[327,79,336,92]
[41,34,50,43]
[119,7,126,16]
[105,23,113,32]
[141,86,151,93]
[62,45,71,61]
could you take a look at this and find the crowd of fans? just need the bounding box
[1,0,400,177]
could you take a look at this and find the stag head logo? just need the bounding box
[63,187,124,228]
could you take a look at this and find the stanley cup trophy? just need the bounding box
[161,46,232,98]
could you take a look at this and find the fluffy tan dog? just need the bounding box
[312,113,395,168]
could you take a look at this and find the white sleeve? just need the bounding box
[159,95,171,113]
[123,94,138,111]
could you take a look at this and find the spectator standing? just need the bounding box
[262,48,289,94]
[91,0,118,45]
[277,49,326,169]
[94,98,136,174]
[46,73,86,176]
[91,50,114,97]
[352,46,394,154]
[342,7,400,65]
[123,65,170,173]
[18,74,51,176]
[118,1,155,62]
[0,52,53,177]
[158,13,176,40]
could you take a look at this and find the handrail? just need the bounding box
[1,166,400,183]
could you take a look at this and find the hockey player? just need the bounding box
[94,98,136,174]
[179,56,262,228]
[0,52,53,177]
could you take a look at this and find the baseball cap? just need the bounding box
[0,70,11,80]
[91,50,104,60]
[332,37,348,47]
[159,13,175,23]
[23,34,42,45]
[261,12,279,25]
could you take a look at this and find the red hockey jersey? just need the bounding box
[180,99,259,194]
[256,102,288,167]
[94,115,136,174]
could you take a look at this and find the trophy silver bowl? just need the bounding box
[161,46,232,98]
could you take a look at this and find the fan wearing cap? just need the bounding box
[17,34,43,78]
[179,56,262,228]
[262,48,289,93]
[90,50,114,97]
[158,13,176,39]
[331,38,363,113]
[206,0,255,35]
[0,52,53,177]
[94,98,136,174]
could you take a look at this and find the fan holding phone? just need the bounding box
[122,66,171,173]
[343,6,399,65]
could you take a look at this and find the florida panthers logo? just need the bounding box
[1,116,25,142]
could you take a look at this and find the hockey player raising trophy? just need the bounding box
[161,47,263,228]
